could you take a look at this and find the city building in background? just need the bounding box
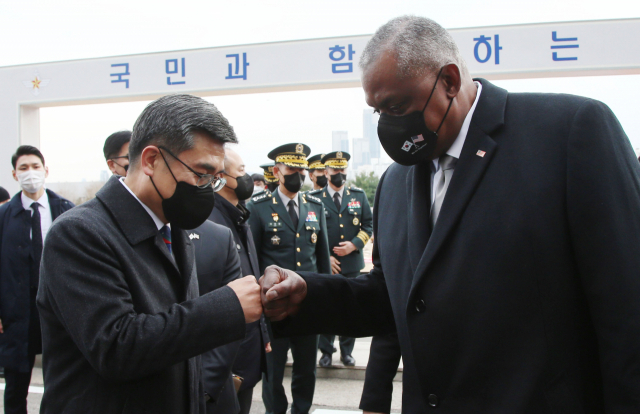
[332,131,349,152]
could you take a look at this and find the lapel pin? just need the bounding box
[476,150,486,157]
[188,233,200,240]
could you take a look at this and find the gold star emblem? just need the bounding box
[31,77,42,89]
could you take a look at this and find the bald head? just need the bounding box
[224,147,245,174]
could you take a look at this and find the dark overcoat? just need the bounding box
[191,219,243,414]
[274,80,640,413]
[0,189,73,372]
[37,176,246,414]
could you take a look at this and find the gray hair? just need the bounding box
[359,15,467,79]
[129,94,237,167]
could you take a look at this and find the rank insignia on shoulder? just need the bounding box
[271,235,281,245]
[189,233,200,240]
[306,194,321,204]
[272,213,279,222]
[252,193,268,202]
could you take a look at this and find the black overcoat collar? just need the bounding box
[407,79,507,306]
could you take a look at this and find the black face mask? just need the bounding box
[282,172,305,193]
[150,155,215,230]
[330,173,347,188]
[377,67,454,166]
[267,182,279,192]
[315,175,327,188]
[228,173,254,200]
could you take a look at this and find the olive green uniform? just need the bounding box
[247,190,330,414]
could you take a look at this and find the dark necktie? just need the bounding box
[160,225,172,254]
[31,202,43,287]
[288,200,298,229]
[333,192,341,210]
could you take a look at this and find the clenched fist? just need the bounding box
[228,276,263,323]
[258,265,308,321]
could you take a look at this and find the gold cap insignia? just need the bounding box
[296,144,304,154]
[337,151,343,159]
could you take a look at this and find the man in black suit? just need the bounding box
[259,16,640,413]
[37,94,263,414]
[104,130,131,176]
[0,146,74,414]
[191,220,244,414]
[205,147,270,414]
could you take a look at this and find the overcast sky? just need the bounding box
[1,0,639,182]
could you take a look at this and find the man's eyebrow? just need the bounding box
[195,162,220,174]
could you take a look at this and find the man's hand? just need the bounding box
[266,342,272,353]
[228,276,263,323]
[330,256,341,275]
[0,318,3,334]
[333,241,357,257]
[259,265,307,321]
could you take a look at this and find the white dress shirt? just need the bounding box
[22,190,52,241]
[431,81,483,204]
[119,178,167,231]
[277,187,299,218]
[326,185,344,207]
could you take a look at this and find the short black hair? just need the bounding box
[129,94,238,169]
[251,173,266,183]
[103,131,132,160]
[12,145,45,169]
[0,186,9,203]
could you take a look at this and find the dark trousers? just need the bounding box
[237,386,253,414]
[318,270,358,358]
[262,335,318,414]
[4,354,36,414]
[318,334,356,358]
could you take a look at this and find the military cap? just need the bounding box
[260,162,279,183]
[321,151,350,168]
[307,154,326,171]
[268,143,311,169]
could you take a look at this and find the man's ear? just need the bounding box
[44,166,49,179]
[442,63,462,98]
[324,169,330,178]
[106,160,118,174]
[140,146,161,177]
[12,170,17,182]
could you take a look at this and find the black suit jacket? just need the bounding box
[274,79,640,413]
[37,176,246,414]
[0,189,73,371]
[191,220,243,414]
[208,194,269,390]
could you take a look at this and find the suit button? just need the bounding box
[340,224,344,228]
[236,244,241,250]
[415,299,426,313]
[297,262,301,267]
[296,233,300,237]
[296,248,301,252]
[339,214,342,217]
[428,394,438,407]
[340,235,344,239]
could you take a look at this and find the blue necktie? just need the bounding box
[160,225,172,254]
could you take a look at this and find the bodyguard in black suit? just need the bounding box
[191,220,244,414]
[0,146,73,414]
[207,148,270,414]
[260,16,640,413]
[37,95,263,414]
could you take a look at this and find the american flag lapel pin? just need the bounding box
[476,150,486,157]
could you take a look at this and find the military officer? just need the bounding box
[260,162,280,194]
[309,151,373,368]
[247,143,330,414]
[307,154,327,191]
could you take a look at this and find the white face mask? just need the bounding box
[17,170,46,194]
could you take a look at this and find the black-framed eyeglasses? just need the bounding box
[158,146,226,191]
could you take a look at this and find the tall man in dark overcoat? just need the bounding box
[260,16,640,413]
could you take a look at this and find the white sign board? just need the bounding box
[1,18,639,189]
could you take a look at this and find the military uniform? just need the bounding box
[307,154,326,192]
[247,144,330,414]
[311,151,373,365]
